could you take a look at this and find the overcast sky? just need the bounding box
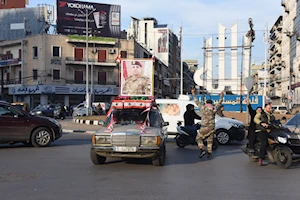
[29,0,283,77]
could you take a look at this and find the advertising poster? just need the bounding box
[56,0,121,37]
[120,60,153,97]
[157,29,168,53]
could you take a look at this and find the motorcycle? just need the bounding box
[175,121,219,150]
[242,120,298,169]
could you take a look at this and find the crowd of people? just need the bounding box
[184,88,276,166]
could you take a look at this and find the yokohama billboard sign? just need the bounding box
[56,0,121,37]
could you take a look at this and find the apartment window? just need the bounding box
[98,50,106,62]
[33,46,38,58]
[74,48,83,61]
[18,49,22,59]
[33,69,38,80]
[53,69,60,80]
[52,46,61,57]
[74,71,83,83]
[98,72,106,84]
[6,51,12,59]
[19,71,21,83]
[6,72,10,81]
[120,51,127,58]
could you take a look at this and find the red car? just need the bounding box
[0,101,62,147]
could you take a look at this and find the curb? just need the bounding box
[73,118,105,126]
[62,129,96,134]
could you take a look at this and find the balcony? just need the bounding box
[0,58,22,67]
[65,80,118,86]
[65,57,117,67]
[4,80,21,85]
[66,35,116,45]
[281,0,285,7]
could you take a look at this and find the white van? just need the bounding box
[272,105,289,114]
[156,95,245,144]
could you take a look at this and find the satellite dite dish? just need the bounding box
[193,68,205,86]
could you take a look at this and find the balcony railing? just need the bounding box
[65,57,117,67]
[65,80,118,85]
[4,80,21,85]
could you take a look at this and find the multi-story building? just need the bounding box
[183,60,198,73]
[0,34,169,109]
[127,17,181,98]
[250,63,269,96]
[182,62,195,94]
[280,0,297,109]
[268,16,283,105]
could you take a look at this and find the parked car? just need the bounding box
[90,98,168,166]
[30,104,56,118]
[284,113,300,134]
[0,101,62,147]
[11,102,29,112]
[72,106,99,117]
[156,95,245,144]
[272,105,290,114]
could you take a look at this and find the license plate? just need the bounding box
[114,146,137,152]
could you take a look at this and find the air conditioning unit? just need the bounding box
[109,49,116,54]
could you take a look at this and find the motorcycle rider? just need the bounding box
[192,88,224,159]
[254,103,275,166]
[183,104,202,133]
[245,98,262,155]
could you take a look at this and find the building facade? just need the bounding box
[127,17,181,98]
[0,0,27,9]
[0,34,170,109]
[268,16,283,105]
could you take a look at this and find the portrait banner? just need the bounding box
[120,59,153,96]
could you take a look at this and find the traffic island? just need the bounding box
[73,116,107,126]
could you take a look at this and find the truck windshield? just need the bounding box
[105,108,160,126]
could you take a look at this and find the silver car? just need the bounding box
[90,105,169,166]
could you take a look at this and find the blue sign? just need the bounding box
[190,94,263,112]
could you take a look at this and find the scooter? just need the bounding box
[242,120,298,169]
[175,121,219,150]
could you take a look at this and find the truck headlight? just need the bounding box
[141,136,161,146]
[95,136,111,144]
[277,136,287,144]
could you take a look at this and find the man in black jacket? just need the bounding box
[245,98,262,155]
[184,104,201,126]
[254,104,275,166]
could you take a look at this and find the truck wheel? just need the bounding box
[31,127,52,147]
[90,149,106,165]
[274,147,292,169]
[152,145,166,166]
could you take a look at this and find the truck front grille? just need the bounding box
[111,134,140,146]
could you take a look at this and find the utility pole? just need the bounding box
[202,38,206,101]
[180,23,183,95]
[245,18,255,124]
[263,19,268,108]
[240,37,244,113]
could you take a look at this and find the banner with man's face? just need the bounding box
[120,59,153,96]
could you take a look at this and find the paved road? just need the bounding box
[1,133,300,200]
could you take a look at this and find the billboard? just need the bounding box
[56,0,121,38]
[120,60,153,97]
[157,29,168,53]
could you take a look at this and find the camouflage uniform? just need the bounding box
[123,76,151,95]
[194,97,223,153]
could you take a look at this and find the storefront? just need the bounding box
[8,84,118,110]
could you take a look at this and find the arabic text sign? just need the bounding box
[191,94,263,112]
[69,86,115,95]
[120,59,153,97]
[9,85,55,95]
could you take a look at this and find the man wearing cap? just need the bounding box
[123,61,151,95]
[191,88,224,159]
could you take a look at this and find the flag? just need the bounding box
[105,113,115,132]
[151,53,155,63]
[116,53,121,63]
